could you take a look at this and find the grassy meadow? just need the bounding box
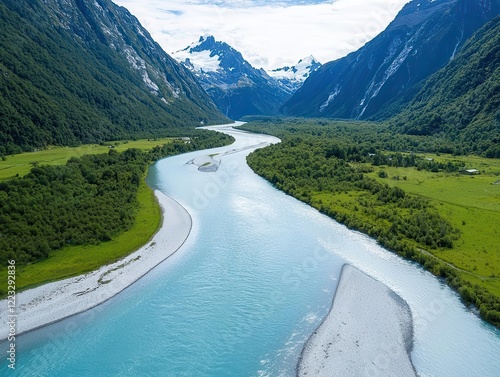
[0,138,174,181]
[364,154,500,295]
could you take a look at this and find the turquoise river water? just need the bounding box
[2,124,499,376]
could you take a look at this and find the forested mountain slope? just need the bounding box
[389,16,500,157]
[282,0,499,121]
[0,0,228,155]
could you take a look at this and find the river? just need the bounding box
[2,124,499,376]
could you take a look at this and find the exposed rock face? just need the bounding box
[282,0,499,120]
[173,36,293,120]
[0,0,228,151]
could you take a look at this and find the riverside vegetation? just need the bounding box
[241,118,500,328]
[0,130,233,295]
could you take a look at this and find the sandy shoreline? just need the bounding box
[0,190,192,340]
[297,264,416,377]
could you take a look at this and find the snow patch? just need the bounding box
[269,55,320,83]
[101,25,113,37]
[358,27,423,118]
[319,86,340,113]
[135,25,146,39]
[93,1,104,13]
[142,71,159,93]
[124,47,146,70]
[377,44,413,93]
[173,49,221,73]
[451,27,464,60]
[123,47,162,95]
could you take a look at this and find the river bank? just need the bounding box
[0,190,192,340]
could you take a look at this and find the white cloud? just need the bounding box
[113,0,409,70]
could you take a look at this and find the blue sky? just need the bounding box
[114,0,409,69]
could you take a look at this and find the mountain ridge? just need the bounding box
[172,36,320,120]
[389,15,500,157]
[282,0,500,120]
[0,0,228,154]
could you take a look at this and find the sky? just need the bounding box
[113,0,410,70]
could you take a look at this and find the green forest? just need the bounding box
[0,130,232,288]
[241,116,479,156]
[241,119,500,328]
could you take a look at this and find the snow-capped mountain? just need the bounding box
[172,36,292,120]
[268,56,322,93]
[172,35,226,74]
[283,0,500,120]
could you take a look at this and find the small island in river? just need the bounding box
[297,264,416,377]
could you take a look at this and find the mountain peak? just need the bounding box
[199,34,215,43]
[173,35,245,73]
[172,36,292,120]
[298,55,318,64]
[268,56,322,92]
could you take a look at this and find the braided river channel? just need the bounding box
[2,124,499,376]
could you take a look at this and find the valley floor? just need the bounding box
[241,119,500,328]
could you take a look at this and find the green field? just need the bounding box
[0,138,174,181]
[3,178,161,291]
[364,153,500,295]
[0,139,170,293]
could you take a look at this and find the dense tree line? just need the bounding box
[0,130,233,266]
[243,120,500,328]
[241,118,475,172]
[240,117,479,157]
[0,150,147,263]
[247,137,460,251]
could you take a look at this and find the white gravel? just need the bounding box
[297,264,416,377]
